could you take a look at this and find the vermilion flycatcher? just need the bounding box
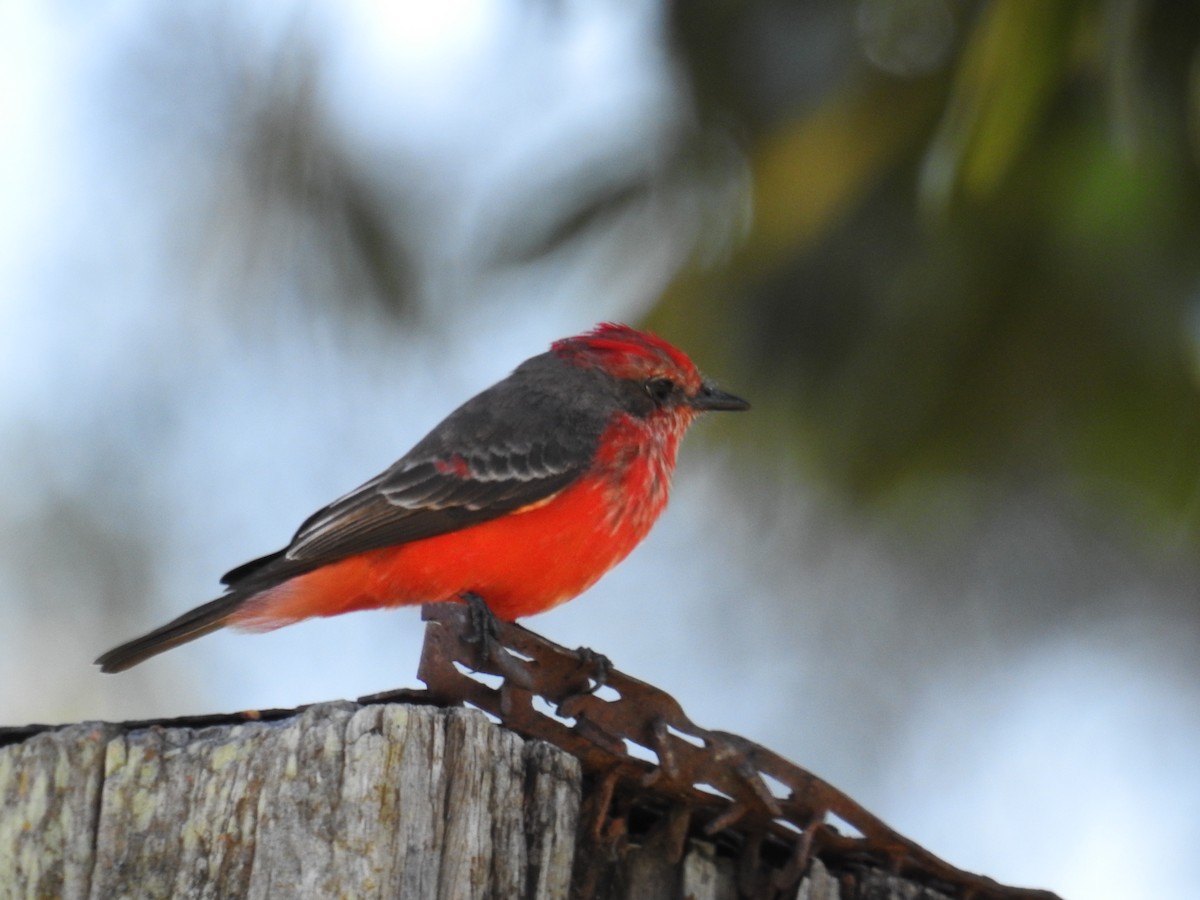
[96,323,748,672]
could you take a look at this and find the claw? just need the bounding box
[574,646,613,694]
[458,592,534,689]
[557,646,616,718]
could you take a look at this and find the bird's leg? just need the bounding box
[564,643,614,700]
[458,591,535,689]
[555,646,616,718]
[574,646,613,694]
[461,591,501,658]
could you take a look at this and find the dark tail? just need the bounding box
[95,593,247,673]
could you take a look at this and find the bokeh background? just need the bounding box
[4,2,1199,897]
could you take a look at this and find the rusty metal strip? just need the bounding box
[362,603,1061,900]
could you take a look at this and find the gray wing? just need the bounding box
[221,354,617,591]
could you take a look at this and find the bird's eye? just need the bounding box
[645,377,675,403]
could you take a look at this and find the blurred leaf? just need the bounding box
[920,0,1082,212]
[648,75,944,351]
[750,77,944,264]
[209,23,416,320]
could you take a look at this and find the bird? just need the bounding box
[96,323,749,673]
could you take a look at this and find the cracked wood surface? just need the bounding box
[3,703,579,900]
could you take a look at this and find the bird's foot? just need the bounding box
[458,592,533,689]
[557,645,615,717]
[460,591,502,664]
[573,646,613,694]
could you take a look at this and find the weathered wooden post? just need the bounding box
[4,704,579,899]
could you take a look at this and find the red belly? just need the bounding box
[228,468,664,629]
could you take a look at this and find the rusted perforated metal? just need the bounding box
[360,604,1061,900]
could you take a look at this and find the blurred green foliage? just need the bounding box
[652,0,1200,543]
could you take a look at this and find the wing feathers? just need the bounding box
[222,440,593,592]
[220,357,615,592]
[283,449,584,563]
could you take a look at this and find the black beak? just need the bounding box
[690,381,750,412]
